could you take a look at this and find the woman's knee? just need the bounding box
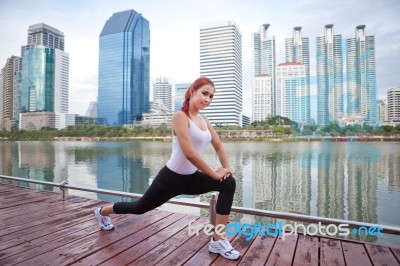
[224,176,236,192]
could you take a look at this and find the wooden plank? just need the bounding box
[153,217,211,266]
[238,235,276,266]
[365,243,399,266]
[320,238,345,266]
[342,241,372,266]
[1,184,400,266]
[265,235,298,265]
[391,248,400,263]
[0,199,100,237]
[293,234,319,266]
[0,195,82,219]
[0,204,102,251]
[98,213,190,265]
[45,210,173,265]
[0,195,49,210]
[0,213,96,261]
[2,197,91,228]
[212,233,257,266]
[0,213,132,265]
[182,235,237,265]
[1,212,135,265]
[132,217,208,266]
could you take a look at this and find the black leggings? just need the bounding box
[113,166,236,215]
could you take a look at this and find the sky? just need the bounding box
[0,0,399,118]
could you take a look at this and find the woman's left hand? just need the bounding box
[220,167,232,181]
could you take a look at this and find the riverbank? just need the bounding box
[1,135,400,142]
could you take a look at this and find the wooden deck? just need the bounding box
[0,184,399,266]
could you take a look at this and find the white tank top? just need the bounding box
[166,114,212,174]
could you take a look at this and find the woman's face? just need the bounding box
[190,84,215,110]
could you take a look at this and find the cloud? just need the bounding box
[1,0,399,117]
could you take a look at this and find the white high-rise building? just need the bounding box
[153,77,172,112]
[252,24,276,121]
[347,25,377,125]
[2,56,22,131]
[200,20,242,126]
[387,87,400,125]
[317,24,344,126]
[377,100,387,126]
[276,62,309,125]
[285,27,310,123]
[252,75,273,122]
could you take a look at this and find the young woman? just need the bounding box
[94,77,240,260]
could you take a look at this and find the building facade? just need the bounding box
[21,23,65,55]
[346,25,376,125]
[98,9,150,126]
[20,23,69,129]
[252,24,276,120]
[252,75,273,122]
[387,87,400,125]
[276,62,309,125]
[2,56,22,131]
[376,100,388,126]
[316,24,344,126]
[285,27,310,107]
[175,83,190,112]
[153,77,172,112]
[85,101,98,117]
[200,20,242,126]
[0,71,3,129]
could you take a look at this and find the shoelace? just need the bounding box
[221,238,239,254]
[102,216,112,226]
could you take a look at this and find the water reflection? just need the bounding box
[0,140,399,246]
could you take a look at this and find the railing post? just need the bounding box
[209,194,216,226]
[60,181,68,200]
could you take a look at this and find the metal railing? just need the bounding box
[1,174,400,236]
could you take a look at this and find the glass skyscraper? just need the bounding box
[316,24,343,126]
[98,10,150,126]
[285,27,310,124]
[276,62,308,124]
[346,25,376,125]
[20,24,69,115]
[252,24,276,120]
[200,20,242,126]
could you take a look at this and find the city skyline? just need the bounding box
[0,0,399,120]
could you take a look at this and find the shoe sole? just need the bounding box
[209,247,240,260]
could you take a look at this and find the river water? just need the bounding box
[1,140,399,247]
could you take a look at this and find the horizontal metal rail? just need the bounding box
[1,174,400,235]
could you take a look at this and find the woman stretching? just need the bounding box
[94,76,240,260]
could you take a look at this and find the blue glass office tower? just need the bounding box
[317,25,343,127]
[346,25,376,125]
[21,48,55,112]
[98,10,150,125]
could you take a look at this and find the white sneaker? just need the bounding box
[208,236,241,260]
[94,207,114,230]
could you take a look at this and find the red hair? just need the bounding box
[180,77,215,118]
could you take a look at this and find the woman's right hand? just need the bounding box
[213,167,230,182]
